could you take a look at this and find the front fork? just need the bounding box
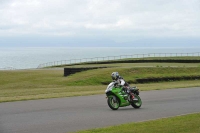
[106,95,117,103]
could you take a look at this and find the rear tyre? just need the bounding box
[107,95,119,110]
[131,95,142,108]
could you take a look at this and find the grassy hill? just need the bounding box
[1,56,200,102]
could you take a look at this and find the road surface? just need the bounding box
[0,87,200,133]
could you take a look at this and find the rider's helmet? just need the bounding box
[111,72,119,80]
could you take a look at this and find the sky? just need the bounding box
[0,0,200,47]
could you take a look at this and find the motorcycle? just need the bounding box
[105,81,142,110]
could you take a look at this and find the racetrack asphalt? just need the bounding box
[0,87,200,133]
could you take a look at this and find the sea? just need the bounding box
[0,47,200,70]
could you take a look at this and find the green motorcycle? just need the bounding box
[105,81,142,110]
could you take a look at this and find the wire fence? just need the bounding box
[37,52,200,68]
[0,67,16,70]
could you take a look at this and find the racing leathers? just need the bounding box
[115,76,135,100]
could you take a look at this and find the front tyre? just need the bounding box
[131,95,142,109]
[107,95,119,110]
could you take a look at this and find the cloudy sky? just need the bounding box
[0,0,200,47]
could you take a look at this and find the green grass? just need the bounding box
[1,80,200,103]
[1,67,200,102]
[74,113,200,133]
[2,67,200,87]
[65,67,200,85]
[1,60,200,102]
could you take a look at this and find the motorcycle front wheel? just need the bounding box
[107,95,119,110]
[131,94,142,108]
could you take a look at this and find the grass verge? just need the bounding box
[1,80,200,103]
[74,113,200,133]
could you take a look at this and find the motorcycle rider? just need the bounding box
[111,72,135,100]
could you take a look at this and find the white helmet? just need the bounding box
[111,72,119,80]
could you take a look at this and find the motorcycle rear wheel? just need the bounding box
[107,95,119,110]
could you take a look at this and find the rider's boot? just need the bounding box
[129,91,139,101]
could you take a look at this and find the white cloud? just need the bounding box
[0,0,200,39]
